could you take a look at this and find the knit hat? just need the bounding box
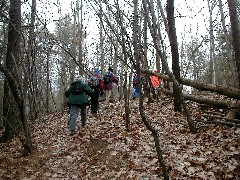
[94,69,100,75]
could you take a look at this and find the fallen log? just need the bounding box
[141,69,240,100]
[160,88,240,110]
[201,114,240,124]
[196,119,240,127]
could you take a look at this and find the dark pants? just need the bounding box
[91,91,99,113]
[69,104,87,131]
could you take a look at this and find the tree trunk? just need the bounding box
[124,65,130,131]
[207,0,217,85]
[227,0,240,88]
[99,1,105,73]
[156,0,170,89]
[166,0,182,112]
[218,0,237,87]
[3,0,22,142]
[77,0,84,76]
[1,0,32,153]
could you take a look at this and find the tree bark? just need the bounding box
[166,0,181,112]
[207,0,217,84]
[0,64,33,153]
[2,0,32,153]
[218,0,237,86]
[3,0,22,142]
[227,0,240,88]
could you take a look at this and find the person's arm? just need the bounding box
[65,87,72,97]
[84,84,95,96]
[110,74,119,84]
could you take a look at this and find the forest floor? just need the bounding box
[0,95,239,179]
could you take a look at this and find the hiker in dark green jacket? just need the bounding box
[65,78,95,135]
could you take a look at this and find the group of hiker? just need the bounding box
[65,67,161,135]
[132,69,161,99]
[65,67,118,135]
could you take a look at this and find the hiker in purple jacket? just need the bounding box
[103,67,119,109]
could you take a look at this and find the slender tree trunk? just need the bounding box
[24,0,38,119]
[166,0,181,112]
[227,0,240,88]
[99,1,104,73]
[157,0,169,36]
[77,0,84,76]
[207,0,217,85]
[124,66,130,131]
[218,0,237,87]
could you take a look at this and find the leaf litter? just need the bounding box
[0,98,239,179]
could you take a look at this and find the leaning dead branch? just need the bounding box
[196,119,240,127]
[202,114,240,124]
[139,95,169,179]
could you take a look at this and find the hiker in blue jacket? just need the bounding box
[132,74,140,99]
[65,78,94,135]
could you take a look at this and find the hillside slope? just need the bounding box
[0,98,239,179]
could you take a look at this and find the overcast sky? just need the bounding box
[38,0,227,40]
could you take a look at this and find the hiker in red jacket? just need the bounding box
[150,69,161,99]
[150,69,161,88]
[103,67,119,109]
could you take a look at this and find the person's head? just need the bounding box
[108,67,113,72]
[152,69,157,73]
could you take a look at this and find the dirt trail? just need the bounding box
[0,100,239,179]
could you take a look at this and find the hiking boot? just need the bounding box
[69,130,77,136]
[92,113,98,118]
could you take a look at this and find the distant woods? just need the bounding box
[0,0,239,155]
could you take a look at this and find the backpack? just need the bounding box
[89,76,100,88]
[103,73,111,84]
[71,82,84,95]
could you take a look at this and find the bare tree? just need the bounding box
[2,0,32,153]
[227,0,240,88]
[166,0,182,112]
[207,0,217,85]
[218,0,237,86]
